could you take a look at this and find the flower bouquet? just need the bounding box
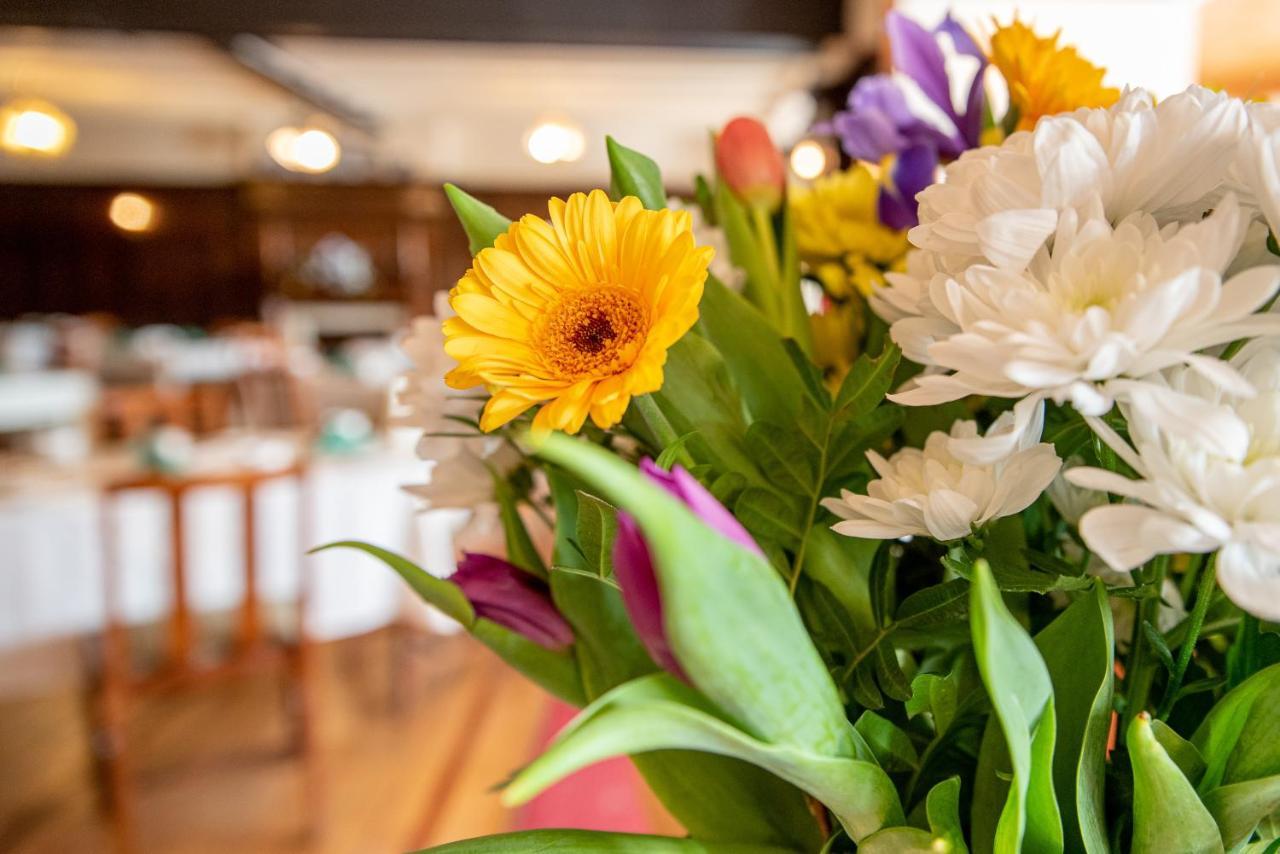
[329,13,1280,853]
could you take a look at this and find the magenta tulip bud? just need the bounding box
[451,552,573,650]
[715,116,786,213]
[612,460,763,678]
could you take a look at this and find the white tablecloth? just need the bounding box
[0,442,469,650]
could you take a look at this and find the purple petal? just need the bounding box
[452,552,574,650]
[885,11,954,121]
[935,14,987,148]
[612,514,687,679]
[878,143,938,229]
[638,459,762,555]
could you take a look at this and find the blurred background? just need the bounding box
[0,0,1274,851]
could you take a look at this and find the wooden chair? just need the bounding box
[84,463,318,853]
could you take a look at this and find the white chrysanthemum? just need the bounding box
[874,86,1280,462]
[1235,100,1280,243]
[397,291,518,508]
[1066,338,1280,619]
[822,406,1061,542]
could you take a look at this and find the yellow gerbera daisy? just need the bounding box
[991,19,1120,131]
[443,189,712,434]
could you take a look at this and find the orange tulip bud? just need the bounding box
[715,116,785,212]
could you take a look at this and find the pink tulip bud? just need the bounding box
[715,116,785,212]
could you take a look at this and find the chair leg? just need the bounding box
[85,675,138,854]
[284,641,321,840]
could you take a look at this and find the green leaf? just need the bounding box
[802,527,878,636]
[494,474,548,578]
[655,432,699,471]
[745,421,818,495]
[1128,713,1224,854]
[1151,719,1206,786]
[605,136,666,211]
[714,180,779,317]
[969,559,1063,853]
[505,674,903,843]
[471,618,585,706]
[833,344,901,417]
[311,541,473,625]
[782,338,830,408]
[443,183,512,255]
[1204,775,1280,850]
[698,275,803,426]
[854,711,919,772]
[734,487,807,548]
[858,777,969,854]
[575,491,618,578]
[1142,620,1175,674]
[534,434,854,759]
[1035,580,1114,854]
[907,673,960,736]
[895,579,970,629]
[423,829,797,853]
[1193,663,1280,790]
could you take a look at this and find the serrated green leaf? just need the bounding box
[833,344,901,417]
[575,491,617,578]
[443,183,512,255]
[605,136,666,211]
[735,487,807,546]
[907,673,960,736]
[1129,713,1224,854]
[782,338,830,408]
[745,421,818,494]
[895,579,970,629]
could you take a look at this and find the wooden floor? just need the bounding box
[0,629,561,853]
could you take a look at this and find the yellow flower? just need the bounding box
[789,165,909,298]
[991,19,1120,131]
[443,189,712,434]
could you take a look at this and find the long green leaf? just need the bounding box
[494,474,547,578]
[424,829,797,853]
[969,559,1062,853]
[1193,663,1280,790]
[443,183,512,254]
[505,674,902,843]
[1204,775,1280,850]
[471,618,585,706]
[856,777,968,854]
[1035,580,1114,853]
[535,434,855,759]
[1129,713,1224,853]
[311,541,473,625]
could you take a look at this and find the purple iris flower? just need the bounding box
[451,552,574,650]
[612,459,763,679]
[822,12,986,227]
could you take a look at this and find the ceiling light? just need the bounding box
[267,125,341,174]
[108,192,158,233]
[789,139,829,181]
[525,120,585,165]
[0,98,76,158]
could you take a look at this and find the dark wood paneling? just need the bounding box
[0,185,261,326]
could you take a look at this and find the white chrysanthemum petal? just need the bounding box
[1079,504,1217,572]
[975,209,1058,269]
[1216,542,1280,620]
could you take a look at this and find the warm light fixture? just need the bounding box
[0,98,76,158]
[789,139,829,180]
[524,119,585,165]
[108,192,158,234]
[266,125,341,174]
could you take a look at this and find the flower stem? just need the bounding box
[632,393,694,469]
[1157,552,1218,720]
[750,203,781,291]
[1123,554,1167,729]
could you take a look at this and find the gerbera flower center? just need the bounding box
[538,286,649,379]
